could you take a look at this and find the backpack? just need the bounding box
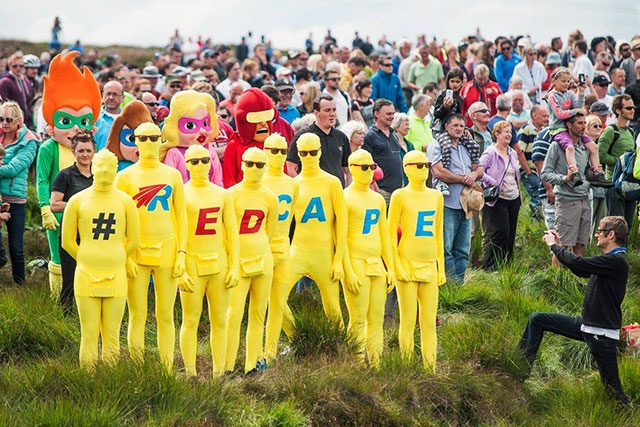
[612,149,640,201]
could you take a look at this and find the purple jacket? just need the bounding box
[479,144,520,207]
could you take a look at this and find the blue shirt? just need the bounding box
[278,104,301,124]
[94,107,118,151]
[428,139,473,209]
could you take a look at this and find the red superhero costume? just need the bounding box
[222,89,276,188]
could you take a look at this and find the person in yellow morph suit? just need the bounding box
[226,147,278,373]
[114,122,190,372]
[290,133,348,325]
[262,133,299,362]
[61,150,140,369]
[343,149,397,368]
[388,150,445,372]
[179,145,241,377]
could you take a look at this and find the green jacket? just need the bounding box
[0,126,38,199]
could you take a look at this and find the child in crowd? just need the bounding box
[546,67,605,186]
[431,68,465,135]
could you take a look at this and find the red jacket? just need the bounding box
[460,80,502,127]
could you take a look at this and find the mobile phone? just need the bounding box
[445,89,453,99]
[578,74,585,85]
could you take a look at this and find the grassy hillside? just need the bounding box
[0,39,162,68]
[1,190,639,425]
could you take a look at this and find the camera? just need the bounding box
[578,74,585,85]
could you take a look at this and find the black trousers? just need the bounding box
[483,197,520,270]
[519,312,629,406]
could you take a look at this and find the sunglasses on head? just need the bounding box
[188,157,211,165]
[0,116,15,124]
[244,160,266,168]
[350,163,377,171]
[268,148,287,155]
[299,149,319,157]
[405,162,428,169]
[135,134,161,142]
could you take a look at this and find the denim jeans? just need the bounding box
[606,188,637,235]
[518,312,629,406]
[443,207,471,284]
[520,172,542,212]
[4,203,26,284]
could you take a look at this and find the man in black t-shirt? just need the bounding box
[286,94,351,188]
[518,216,631,409]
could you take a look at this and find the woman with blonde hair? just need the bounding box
[306,54,325,81]
[479,120,521,270]
[296,82,320,116]
[0,100,39,284]
[585,114,607,237]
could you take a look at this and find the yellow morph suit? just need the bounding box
[343,150,396,368]
[114,123,189,372]
[388,150,445,372]
[61,150,140,369]
[290,133,347,325]
[225,147,278,373]
[179,145,240,377]
[262,134,299,362]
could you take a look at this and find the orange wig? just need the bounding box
[42,51,102,127]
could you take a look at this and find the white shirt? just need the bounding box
[573,54,595,82]
[513,61,547,104]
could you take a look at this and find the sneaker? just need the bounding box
[436,181,450,196]
[255,357,267,371]
[279,345,292,356]
[568,171,583,187]
[588,172,614,188]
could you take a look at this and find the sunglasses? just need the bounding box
[244,160,265,168]
[592,125,602,129]
[299,150,319,157]
[324,78,339,82]
[268,148,287,155]
[405,162,428,169]
[623,106,636,111]
[188,157,211,165]
[145,102,159,107]
[595,228,611,235]
[11,64,24,69]
[135,134,161,142]
[218,114,229,119]
[380,63,393,67]
[169,84,182,89]
[0,116,15,124]
[350,163,377,171]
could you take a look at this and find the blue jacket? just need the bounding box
[371,70,407,113]
[0,126,38,198]
[494,54,522,92]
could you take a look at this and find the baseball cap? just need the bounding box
[275,79,294,91]
[202,49,218,59]
[141,65,161,78]
[589,102,611,115]
[172,66,189,77]
[592,72,611,86]
[545,52,562,65]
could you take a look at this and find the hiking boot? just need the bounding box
[568,171,583,187]
[588,172,614,188]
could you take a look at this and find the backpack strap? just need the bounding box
[606,124,620,155]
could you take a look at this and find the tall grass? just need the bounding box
[1,185,640,424]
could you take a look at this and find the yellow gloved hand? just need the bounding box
[41,206,59,230]
[386,270,397,294]
[395,260,409,282]
[177,272,195,293]
[225,267,240,289]
[174,251,186,277]
[330,257,344,282]
[343,269,361,295]
[126,257,139,279]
